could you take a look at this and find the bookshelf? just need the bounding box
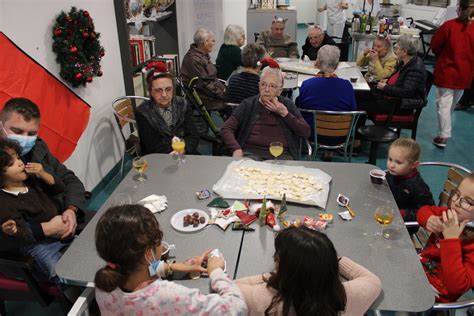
[114,0,180,97]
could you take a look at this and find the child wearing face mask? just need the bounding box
[0,139,72,284]
[94,204,247,316]
[386,138,434,232]
[417,173,474,303]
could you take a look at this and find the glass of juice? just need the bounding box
[172,138,186,165]
[132,156,148,182]
[374,204,394,239]
[269,142,284,162]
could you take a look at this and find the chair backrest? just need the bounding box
[316,114,354,137]
[111,96,149,145]
[0,254,54,306]
[419,162,472,206]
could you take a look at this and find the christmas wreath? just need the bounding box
[52,7,105,87]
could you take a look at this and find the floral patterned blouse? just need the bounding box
[95,269,248,316]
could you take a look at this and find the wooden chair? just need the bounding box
[372,70,434,140]
[111,96,149,177]
[404,162,472,315]
[0,253,71,315]
[300,109,365,162]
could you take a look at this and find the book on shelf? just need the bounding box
[129,35,156,66]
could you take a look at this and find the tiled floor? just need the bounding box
[7,25,473,316]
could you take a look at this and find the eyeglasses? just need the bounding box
[451,189,474,211]
[259,82,281,90]
[152,87,173,95]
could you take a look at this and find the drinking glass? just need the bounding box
[374,204,394,239]
[172,138,186,165]
[113,193,132,206]
[132,156,148,182]
[269,142,283,161]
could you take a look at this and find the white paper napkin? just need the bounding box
[139,194,168,213]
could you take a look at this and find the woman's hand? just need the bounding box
[376,79,387,90]
[369,49,379,61]
[426,215,444,233]
[1,220,17,236]
[442,209,468,239]
[263,98,288,117]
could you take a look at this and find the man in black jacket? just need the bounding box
[0,98,84,240]
[301,25,337,61]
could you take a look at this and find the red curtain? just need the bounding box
[0,32,90,162]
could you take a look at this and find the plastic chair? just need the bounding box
[0,253,70,315]
[372,70,434,139]
[111,96,149,177]
[67,287,96,316]
[300,109,365,162]
[404,162,472,315]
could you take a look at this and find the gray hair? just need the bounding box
[307,24,324,35]
[261,67,284,87]
[193,28,214,47]
[241,43,266,68]
[223,24,245,46]
[375,36,393,52]
[317,45,340,72]
[396,35,420,56]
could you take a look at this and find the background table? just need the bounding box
[56,155,434,312]
[279,61,370,91]
[235,160,434,313]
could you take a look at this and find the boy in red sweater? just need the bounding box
[417,173,474,302]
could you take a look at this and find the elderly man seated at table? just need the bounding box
[181,28,227,111]
[301,25,337,61]
[256,16,299,59]
[226,43,267,104]
[136,62,199,155]
[296,45,357,161]
[356,35,397,84]
[220,67,310,161]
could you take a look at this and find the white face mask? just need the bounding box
[2,125,37,156]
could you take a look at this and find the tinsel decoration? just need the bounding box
[52,7,105,87]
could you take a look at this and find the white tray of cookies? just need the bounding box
[212,160,332,208]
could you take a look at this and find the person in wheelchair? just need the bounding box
[220,67,310,161]
[135,61,200,155]
[181,28,228,112]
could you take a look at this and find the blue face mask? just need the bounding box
[147,251,160,277]
[6,134,37,156]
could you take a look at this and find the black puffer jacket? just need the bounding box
[383,56,427,109]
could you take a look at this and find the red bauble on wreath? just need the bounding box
[52,6,105,87]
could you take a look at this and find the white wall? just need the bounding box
[0,0,126,190]
[223,0,248,39]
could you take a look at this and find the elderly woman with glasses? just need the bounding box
[135,62,199,155]
[356,36,397,83]
[417,173,474,303]
[216,24,246,80]
[220,67,310,161]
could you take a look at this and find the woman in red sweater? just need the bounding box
[431,0,474,148]
[417,173,474,302]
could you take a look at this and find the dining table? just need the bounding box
[278,60,371,91]
[55,154,434,313]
